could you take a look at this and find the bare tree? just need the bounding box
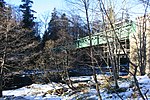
[39,11,51,34]
[130,0,150,75]
[69,0,149,99]
[98,0,120,89]
[65,0,102,99]
[98,0,149,99]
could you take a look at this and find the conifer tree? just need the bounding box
[0,0,5,7]
[41,8,60,49]
[19,0,36,30]
[47,8,60,40]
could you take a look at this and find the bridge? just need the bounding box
[74,20,136,49]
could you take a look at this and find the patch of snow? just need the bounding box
[119,81,130,88]
[137,75,150,84]
[2,75,150,100]
[69,76,92,82]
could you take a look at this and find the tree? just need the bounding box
[0,1,10,97]
[65,0,102,99]
[69,14,88,39]
[130,0,150,76]
[97,0,148,99]
[60,13,69,34]
[0,2,40,97]
[0,0,5,7]
[41,10,72,67]
[42,8,71,47]
[98,0,120,90]
[19,0,36,30]
[41,8,59,49]
[0,1,19,97]
[39,11,51,34]
[37,10,76,86]
[46,8,60,41]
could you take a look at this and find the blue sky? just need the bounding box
[4,0,150,21]
[5,0,67,17]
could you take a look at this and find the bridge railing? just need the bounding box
[74,21,136,49]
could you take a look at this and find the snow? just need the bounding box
[2,75,150,100]
[119,81,130,88]
[3,83,66,100]
[137,75,150,84]
[68,76,92,82]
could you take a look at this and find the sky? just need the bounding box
[5,0,67,18]
[4,0,149,19]
[4,0,150,22]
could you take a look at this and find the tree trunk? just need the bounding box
[0,74,3,97]
[111,49,119,89]
[83,1,102,99]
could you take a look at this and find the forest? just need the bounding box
[0,0,150,100]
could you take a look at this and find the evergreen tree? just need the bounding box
[45,8,71,41]
[69,15,88,39]
[60,13,69,34]
[0,0,5,7]
[0,2,40,96]
[41,8,60,48]
[42,8,72,49]
[19,0,36,30]
[0,0,8,97]
[47,8,60,40]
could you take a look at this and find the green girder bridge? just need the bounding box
[52,20,136,75]
[74,21,136,49]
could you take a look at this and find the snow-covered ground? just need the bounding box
[2,74,150,100]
